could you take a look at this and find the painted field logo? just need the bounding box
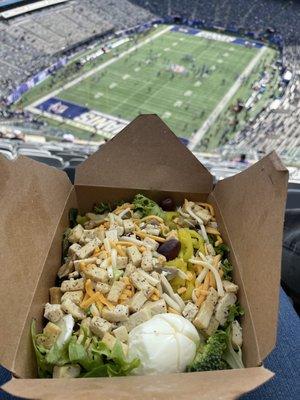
[169,64,187,75]
[48,102,68,115]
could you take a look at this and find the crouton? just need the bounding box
[130,271,155,299]
[128,291,147,313]
[123,309,152,332]
[83,264,108,283]
[68,225,84,243]
[215,293,237,326]
[142,299,167,316]
[182,302,198,321]
[95,282,111,295]
[141,250,153,272]
[49,287,62,304]
[123,219,135,234]
[75,238,101,259]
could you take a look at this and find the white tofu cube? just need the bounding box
[75,238,101,259]
[102,304,129,322]
[68,225,84,243]
[105,229,119,242]
[90,316,113,338]
[107,281,126,303]
[123,219,135,234]
[44,303,64,323]
[61,290,83,305]
[61,299,86,320]
[61,278,85,292]
[112,325,128,343]
[127,246,142,266]
[193,288,219,330]
[141,250,153,272]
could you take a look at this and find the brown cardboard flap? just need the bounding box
[212,152,288,361]
[2,367,273,400]
[0,155,72,371]
[76,114,213,193]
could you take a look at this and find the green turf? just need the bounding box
[58,28,259,138]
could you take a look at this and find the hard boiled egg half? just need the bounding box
[128,313,199,375]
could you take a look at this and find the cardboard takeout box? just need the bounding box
[0,115,288,399]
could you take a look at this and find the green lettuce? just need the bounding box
[133,194,165,218]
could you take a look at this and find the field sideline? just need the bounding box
[26,25,273,146]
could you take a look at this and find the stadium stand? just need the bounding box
[0,0,299,162]
[0,0,154,99]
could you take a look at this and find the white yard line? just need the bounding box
[188,46,267,150]
[27,25,172,109]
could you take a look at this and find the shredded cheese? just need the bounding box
[135,230,166,243]
[206,227,221,236]
[141,215,164,223]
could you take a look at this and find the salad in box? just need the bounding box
[32,195,244,378]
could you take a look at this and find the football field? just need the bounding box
[28,25,267,144]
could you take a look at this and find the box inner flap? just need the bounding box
[75,114,213,193]
[212,152,288,360]
[2,367,273,400]
[0,155,72,371]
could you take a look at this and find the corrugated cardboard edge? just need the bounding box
[212,151,288,361]
[2,367,274,400]
[75,114,213,193]
[0,155,73,373]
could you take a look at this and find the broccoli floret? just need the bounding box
[187,331,229,372]
[132,194,165,218]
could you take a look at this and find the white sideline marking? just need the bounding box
[27,25,172,109]
[188,46,267,150]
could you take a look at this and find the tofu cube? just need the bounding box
[61,290,83,305]
[124,263,136,277]
[36,322,62,349]
[68,224,84,243]
[102,304,129,322]
[143,237,159,251]
[75,238,101,259]
[105,229,119,242]
[44,303,64,323]
[49,287,62,304]
[107,281,126,303]
[182,302,199,321]
[193,287,219,330]
[112,325,128,343]
[141,250,153,272]
[223,280,239,293]
[116,256,128,269]
[128,291,147,313]
[202,316,219,337]
[127,246,142,266]
[123,219,135,234]
[61,278,85,292]
[124,309,152,332]
[68,243,81,256]
[83,264,108,283]
[143,299,167,316]
[130,271,155,298]
[61,299,86,320]
[57,261,74,279]
[90,316,113,338]
[95,282,111,294]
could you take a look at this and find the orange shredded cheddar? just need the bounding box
[177,287,187,294]
[85,279,95,298]
[196,294,206,307]
[198,202,215,216]
[206,227,221,236]
[116,245,126,257]
[167,306,181,315]
[80,293,99,309]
